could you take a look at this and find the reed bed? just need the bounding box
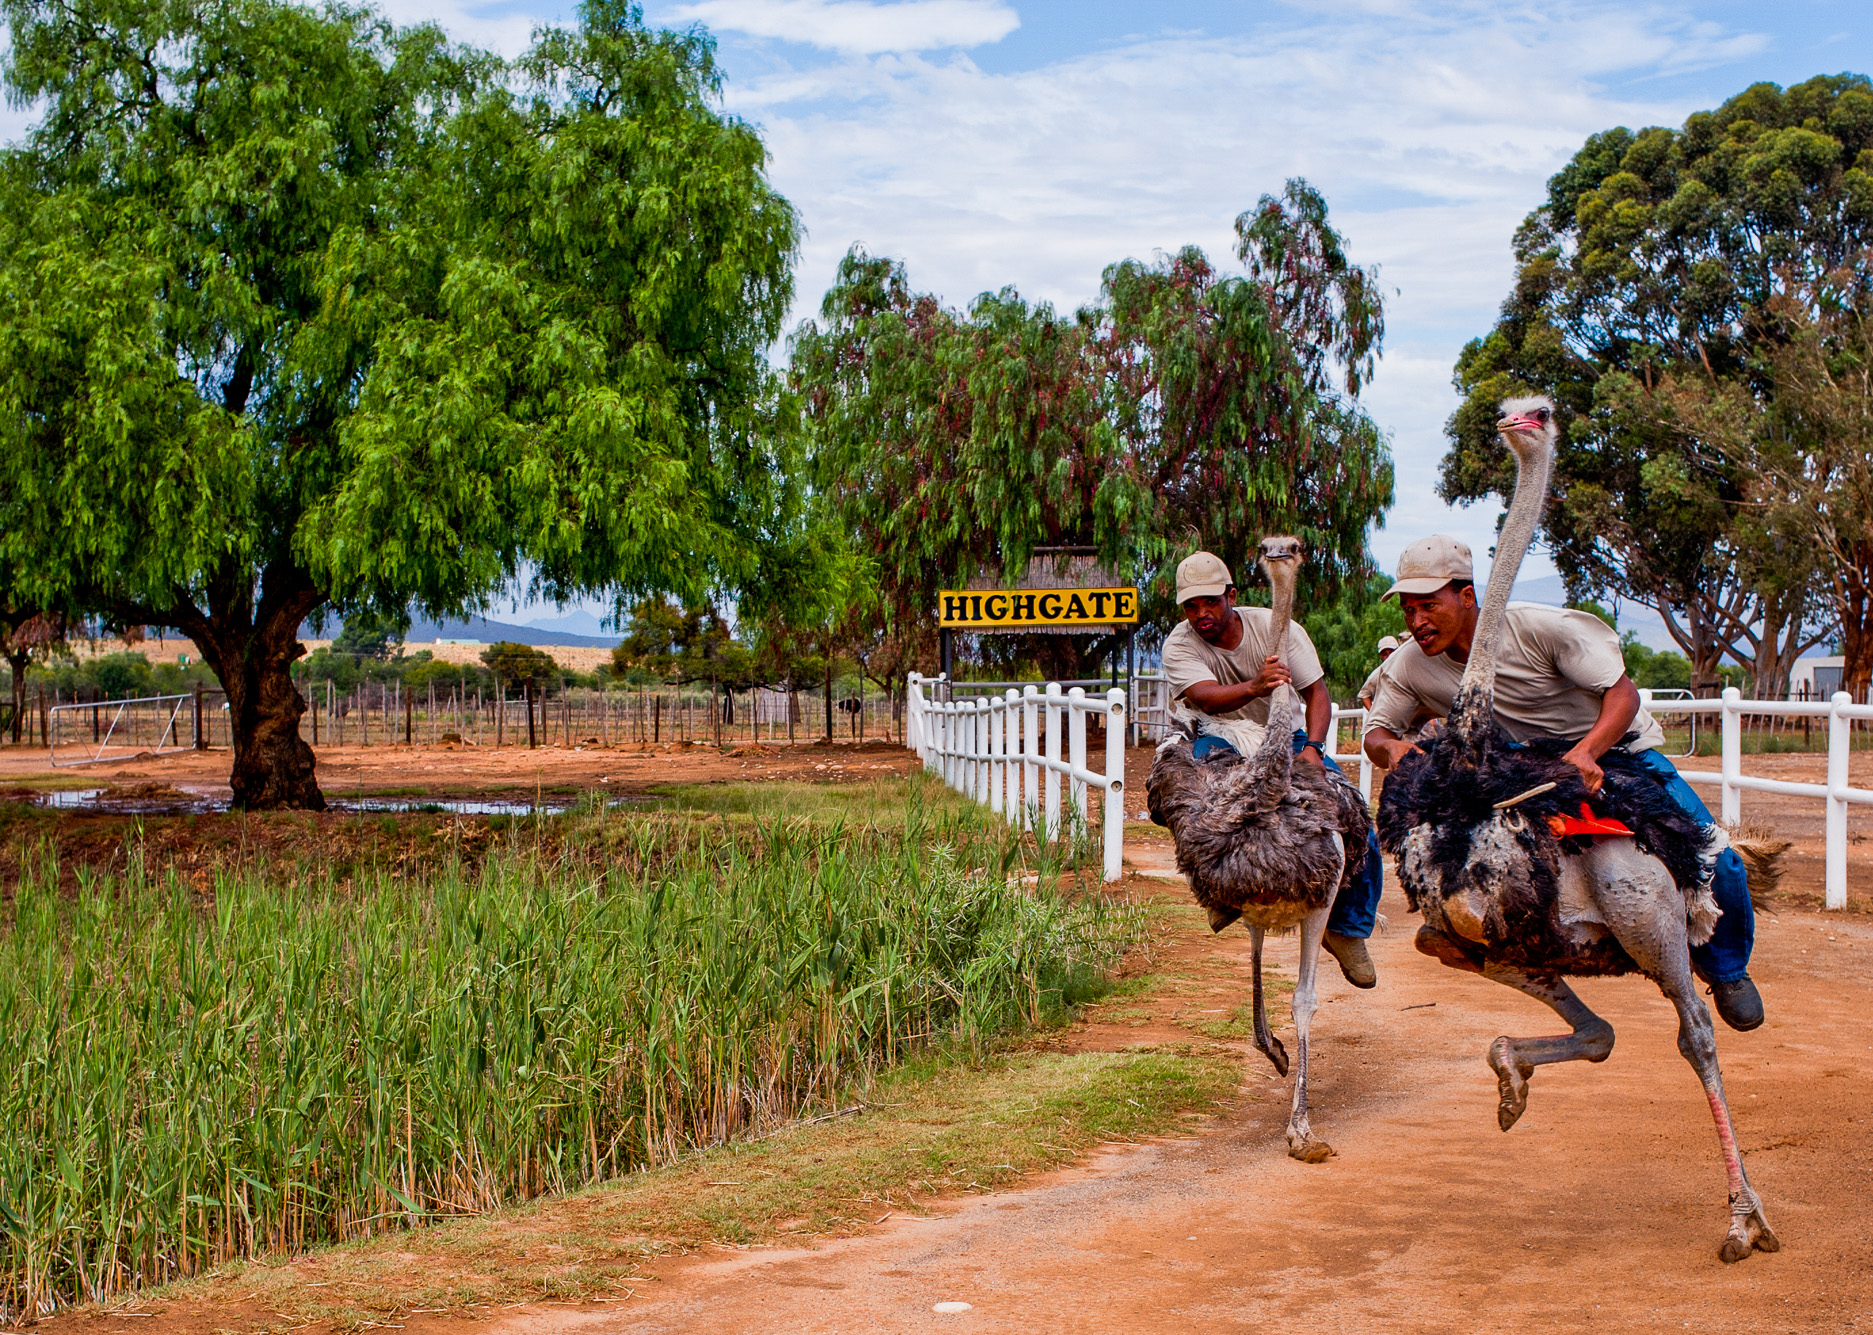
[0,802,1139,1319]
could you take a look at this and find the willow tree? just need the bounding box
[792,179,1392,666]
[1442,75,1870,694]
[0,0,798,806]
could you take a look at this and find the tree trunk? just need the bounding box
[1842,543,1873,704]
[5,647,27,743]
[198,608,323,811]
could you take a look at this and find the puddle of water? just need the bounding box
[18,789,635,817]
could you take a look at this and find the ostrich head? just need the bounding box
[1257,535,1303,657]
[1495,395,1558,468]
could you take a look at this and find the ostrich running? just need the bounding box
[1148,536,1373,1163]
[1377,397,1778,1263]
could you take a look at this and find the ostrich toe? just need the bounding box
[1719,1193,1780,1263]
[1287,1131,1334,1163]
[1488,1037,1534,1131]
[1257,1032,1289,1076]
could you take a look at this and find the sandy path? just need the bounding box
[479,875,1873,1335]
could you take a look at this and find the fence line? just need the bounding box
[1639,687,1871,910]
[908,674,1127,882]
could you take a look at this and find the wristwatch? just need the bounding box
[1300,738,1325,755]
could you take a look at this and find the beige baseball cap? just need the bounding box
[1175,551,1233,603]
[1382,535,1474,599]
[1377,635,1400,653]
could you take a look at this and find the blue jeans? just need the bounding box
[1189,730,1383,939]
[1629,748,1755,983]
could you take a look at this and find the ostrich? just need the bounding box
[1148,536,1374,1163]
[1377,396,1778,1263]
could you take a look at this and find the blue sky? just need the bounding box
[6,1,1865,635]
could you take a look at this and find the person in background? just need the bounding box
[1355,634,1400,709]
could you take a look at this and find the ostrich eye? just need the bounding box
[1534,408,1551,422]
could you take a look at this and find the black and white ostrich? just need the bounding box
[1148,536,1374,1163]
[1378,396,1778,1263]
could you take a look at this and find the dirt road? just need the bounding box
[486,862,1873,1335]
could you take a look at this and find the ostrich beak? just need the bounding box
[1496,412,1542,434]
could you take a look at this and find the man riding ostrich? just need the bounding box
[1148,539,1380,1162]
[1366,396,1776,1262]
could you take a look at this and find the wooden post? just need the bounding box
[404,685,413,745]
[712,679,721,748]
[195,683,206,749]
[526,679,537,749]
[824,660,833,742]
[495,677,504,747]
[38,687,48,749]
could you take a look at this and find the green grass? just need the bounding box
[159,1047,1236,1329]
[0,789,1146,1319]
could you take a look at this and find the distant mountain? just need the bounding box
[522,610,616,639]
[393,613,622,649]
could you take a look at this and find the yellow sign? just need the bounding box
[938,587,1139,629]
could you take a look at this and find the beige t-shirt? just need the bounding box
[1363,603,1663,751]
[1356,661,1388,707]
[1161,608,1325,726]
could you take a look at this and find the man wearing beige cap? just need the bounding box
[1355,634,1400,709]
[1362,535,1762,1030]
[1162,550,1385,988]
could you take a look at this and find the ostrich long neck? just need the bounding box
[1457,437,1552,707]
[1254,558,1299,765]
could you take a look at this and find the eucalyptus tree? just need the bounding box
[792,179,1393,667]
[1442,74,1870,694]
[0,0,798,806]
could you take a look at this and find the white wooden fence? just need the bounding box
[907,675,1127,881]
[1641,687,1873,910]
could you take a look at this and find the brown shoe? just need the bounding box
[1322,932,1377,988]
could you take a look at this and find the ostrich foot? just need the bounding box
[1719,1193,1780,1263]
[1256,1033,1289,1076]
[1487,1037,1534,1131]
[1286,1129,1334,1163]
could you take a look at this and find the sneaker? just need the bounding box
[1706,976,1764,1032]
[1322,932,1377,989]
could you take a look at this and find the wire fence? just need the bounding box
[6,681,909,753]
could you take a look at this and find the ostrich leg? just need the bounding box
[1249,925,1288,1075]
[1286,904,1334,1163]
[1653,950,1779,1261]
[1475,960,1616,1132]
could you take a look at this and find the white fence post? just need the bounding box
[1104,687,1127,882]
[1721,687,1741,826]
[1044,683,1062,842]
[987,695,1002,817]
[1067,686,1088,842]
[1022,685,1039,833]
[1828,691,1850,912]
[1003,689,1021,826]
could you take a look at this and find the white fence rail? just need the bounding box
[1641,687,1873,910]
[908,674,1127,881]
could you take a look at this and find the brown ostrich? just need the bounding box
[1377,396,1777,1263]
[1147,536,1374,1163]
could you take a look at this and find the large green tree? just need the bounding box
[0,0,798,806]
[791,179,1392,671]
[1442,75,1870,694]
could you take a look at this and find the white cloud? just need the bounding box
[669,0,1018,54]
[708,2,1781,582]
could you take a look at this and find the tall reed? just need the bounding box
[0,803,1137,1318]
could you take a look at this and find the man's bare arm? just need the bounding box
[1561,676,1642,795]
[1298,677,1330,768]
[1364,724,1419,769]
[1181,655,1290,715]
